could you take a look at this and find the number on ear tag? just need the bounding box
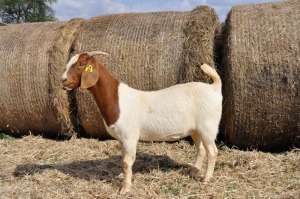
[85,65,93,73]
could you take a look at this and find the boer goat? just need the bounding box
[61,51,222,194]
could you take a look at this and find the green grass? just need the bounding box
[160,181,181,196]
[0,132,15,140]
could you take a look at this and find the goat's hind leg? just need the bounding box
[190,132,206,179]
[202,136,218,182]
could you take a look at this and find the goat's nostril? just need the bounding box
[61,78,67,83]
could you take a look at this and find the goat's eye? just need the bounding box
[78,63,85,67]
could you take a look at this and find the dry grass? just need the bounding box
[0,135,299,199]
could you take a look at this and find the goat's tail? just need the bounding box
[200,63,222,91]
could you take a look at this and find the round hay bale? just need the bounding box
[0,19,83,137]
[71,6,221,138]
[221,1,300,151]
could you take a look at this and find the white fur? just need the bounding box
[62,54,79,80]
[106,82,222,142]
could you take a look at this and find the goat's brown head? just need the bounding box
[61,51,108,90]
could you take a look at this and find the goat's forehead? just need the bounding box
[64,54,80,72]
[62,54,80,78]
[67,54,79,67]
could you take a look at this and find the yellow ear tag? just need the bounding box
[85,65,93,73]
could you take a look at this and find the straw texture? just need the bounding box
[221,1,300,150]
[0,19,83,137]
[1,135,299,198]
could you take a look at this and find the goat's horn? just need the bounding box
[86,51,109,56]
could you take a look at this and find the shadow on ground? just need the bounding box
[13,153,190,182]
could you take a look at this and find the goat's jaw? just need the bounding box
[63,86,73,91]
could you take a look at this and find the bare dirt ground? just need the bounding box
[0,135,299,199]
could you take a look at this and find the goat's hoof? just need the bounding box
[189,167,201,179]
[203,176,212,183]
[120,185,131,195]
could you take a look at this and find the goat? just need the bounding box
[61,51,223,194]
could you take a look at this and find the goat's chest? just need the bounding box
[103,122,120,140]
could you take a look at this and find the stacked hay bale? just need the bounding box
[72,6,221,138]
[221,1,300,150]
[0,6,220,139]
[0,19,83,137]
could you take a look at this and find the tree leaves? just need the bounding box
[0,0,57,23]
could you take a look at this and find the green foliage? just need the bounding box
[0,132,14,140]
[0,0,57,23]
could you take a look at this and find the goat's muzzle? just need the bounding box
[61,78,74,90]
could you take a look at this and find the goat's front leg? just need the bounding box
[120,139,138,194]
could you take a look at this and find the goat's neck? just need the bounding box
[88,63,120,126]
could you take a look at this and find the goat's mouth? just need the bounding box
[62,82,75,90]
[63,86,73,91]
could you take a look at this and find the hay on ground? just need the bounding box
[72,6,221,138]
[0,135,299,198]
[221,1,300,151]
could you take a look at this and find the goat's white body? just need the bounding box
[105,82,222,143]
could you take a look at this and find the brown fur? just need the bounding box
[63,53,120,126]
[87,61,120,126]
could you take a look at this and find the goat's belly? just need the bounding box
[139,109,196,141]
[139,126,193,142]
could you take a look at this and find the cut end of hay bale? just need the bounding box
[0,19,83,138]
[0,21,67,137]
[183,5,221,83]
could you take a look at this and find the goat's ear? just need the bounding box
[80,64,99,89]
